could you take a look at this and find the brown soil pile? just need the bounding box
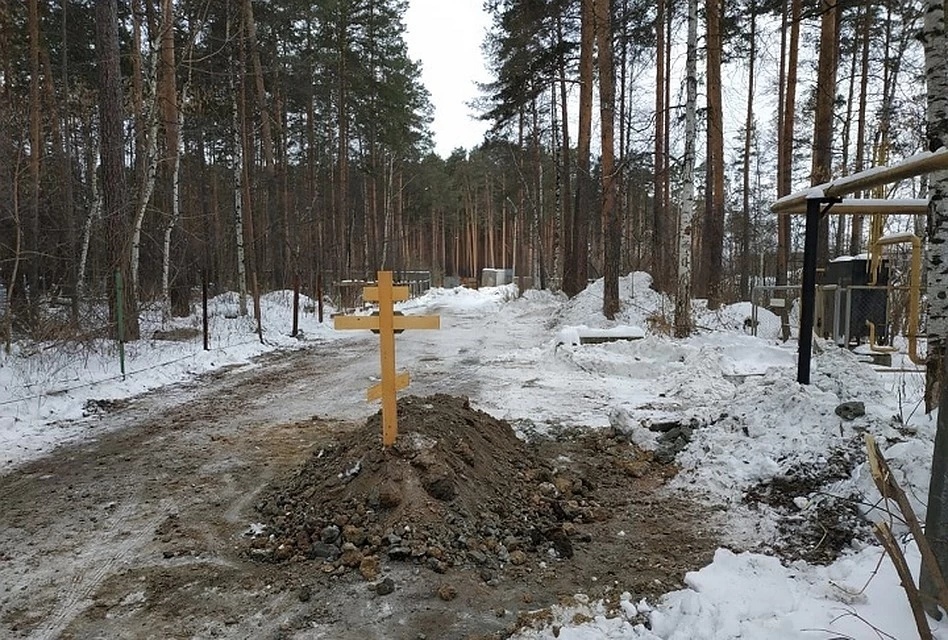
[249,395,603,579]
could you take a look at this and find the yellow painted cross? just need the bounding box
[334,271,440,446]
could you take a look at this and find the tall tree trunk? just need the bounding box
[555,16,571,290]
[564,0,594,297]
[775,0,801,341]
[851,2,872,254]
[97,0,140,340]
[56,4,78,320]
[229,13,248,316]
[596,0,619,318]
[675,0,698,338]
[28,0,40,300]
[130,41,160,303]
[702,0,725,308]
[812,0,838,267]
[243,0,281,287]
[777,0,801,267]
[740,8,757,301]
[159,0,183,319]
[653,0,667,292]
[920,0,948,614]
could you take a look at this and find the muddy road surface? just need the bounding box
[1,335,717,639]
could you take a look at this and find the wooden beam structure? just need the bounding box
[772,148,948,214]
[334,271,440,446]
[771,148,948,385]
[773,198,929,216]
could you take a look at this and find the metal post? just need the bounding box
[115,270,126,378]
[292,273,300,338]
[202,271,209,351]
[797,197,839,384]
[317,274,324,323]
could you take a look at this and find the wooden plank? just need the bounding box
[393,316,440,331]
[874,521,934,640]
[377,272,398,446]
[364,285,410,302]
[334,315,381,330]
[866,435,948,612]
[368,371,410,401]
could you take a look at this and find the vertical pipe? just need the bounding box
[252,271,263,344]
[317,273,324,323]
[797,199,822,384]
[202,271,209,351]
[115,270,125,378]
[292,273,300,338]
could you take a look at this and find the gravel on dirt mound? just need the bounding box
[248,395,605,579]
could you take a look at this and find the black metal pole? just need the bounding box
[292,273,300,337]
[797,198,838,384]
[202,270,209,351]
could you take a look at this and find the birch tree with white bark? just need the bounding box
[674,0,698,338]
[130,36,160,303]
[920,0,948,615]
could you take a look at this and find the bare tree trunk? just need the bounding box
[740,8,757,301]
[97,0,140,340]
[675,0,698,338]
[229,14,248,316]
[920,0,948,611]
[556,15,572,290]
[77,114,100,300]
[243,0,281,287]
[596,0,619,318]
[563,0,594,297]
[653,0,667,292]
[812,0,838,266]
[851,3,872,254]
[158,0,178,319]
[28,0,40,300]
[702,0,725,307]
[130,39,160,304]
[4,149,22,352]
[777,0,801,273]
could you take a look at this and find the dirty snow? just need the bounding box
[1,271,944,639]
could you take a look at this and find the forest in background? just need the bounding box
[0,0,931,342]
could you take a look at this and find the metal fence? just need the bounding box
[751,283,920,348]
[334,271,432,311]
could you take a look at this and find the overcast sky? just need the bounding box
[404,0,491,158]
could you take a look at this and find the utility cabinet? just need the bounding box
[823,258,888,345]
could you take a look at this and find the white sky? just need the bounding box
[404,0,491,158]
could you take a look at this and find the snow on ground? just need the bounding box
[0,291,340,472]
[1,271,944,638]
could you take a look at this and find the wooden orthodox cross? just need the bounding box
[334,271,440,446]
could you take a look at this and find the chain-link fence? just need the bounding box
[751,282,921,349]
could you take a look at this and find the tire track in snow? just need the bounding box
[28,502,166,640]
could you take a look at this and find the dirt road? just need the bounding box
[0,329,717,639]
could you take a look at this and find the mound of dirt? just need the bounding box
[249,395,603,578]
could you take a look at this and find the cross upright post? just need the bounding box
[333,271,440,446]
[376,271,398,445]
